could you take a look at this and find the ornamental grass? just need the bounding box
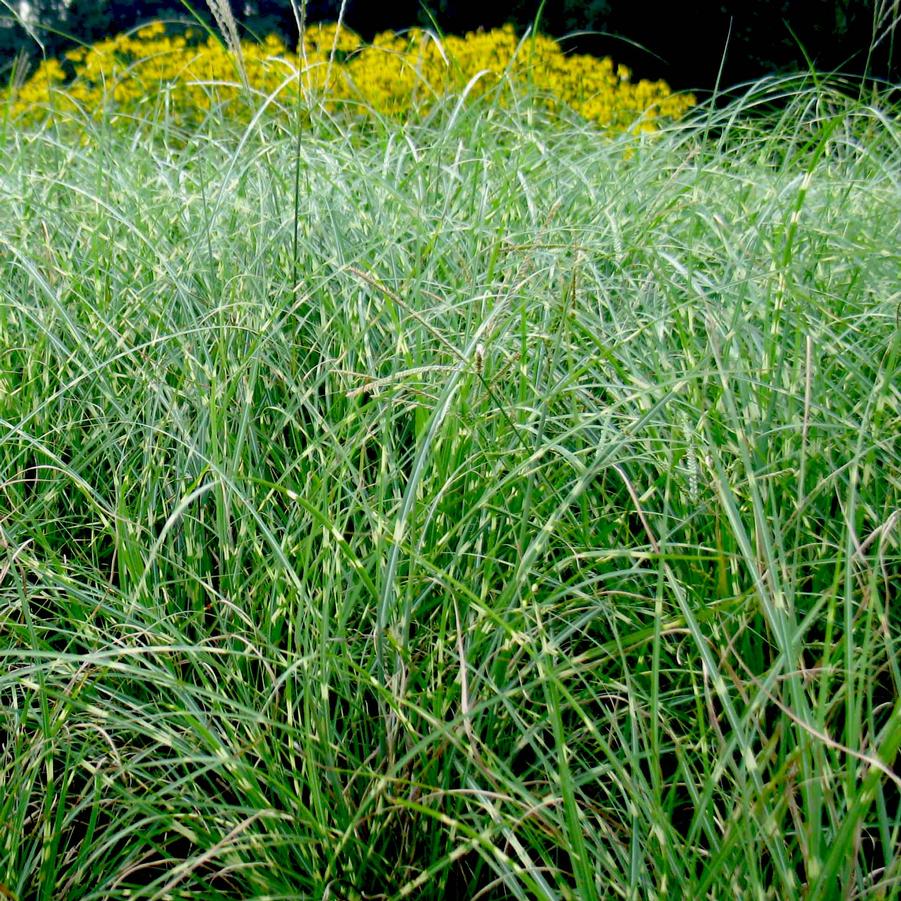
[1,76,899,897]
[2,12,898,900]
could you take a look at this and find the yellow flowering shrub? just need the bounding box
[6,22,694,132]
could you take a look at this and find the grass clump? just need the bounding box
[0,75,899,899]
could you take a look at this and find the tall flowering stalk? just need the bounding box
[205,0,248,89]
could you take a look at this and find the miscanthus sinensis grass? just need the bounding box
[0,75,899,899]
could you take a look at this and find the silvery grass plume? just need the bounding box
[205,0,248,90]
[10,50,30,94]
[325,0,350,89]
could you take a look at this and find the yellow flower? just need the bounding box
[5,22,694,133]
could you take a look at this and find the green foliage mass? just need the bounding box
[0,76,899,898]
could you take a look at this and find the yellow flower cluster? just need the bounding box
[6,22,694,132]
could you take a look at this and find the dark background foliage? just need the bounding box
[1,0,897,93]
